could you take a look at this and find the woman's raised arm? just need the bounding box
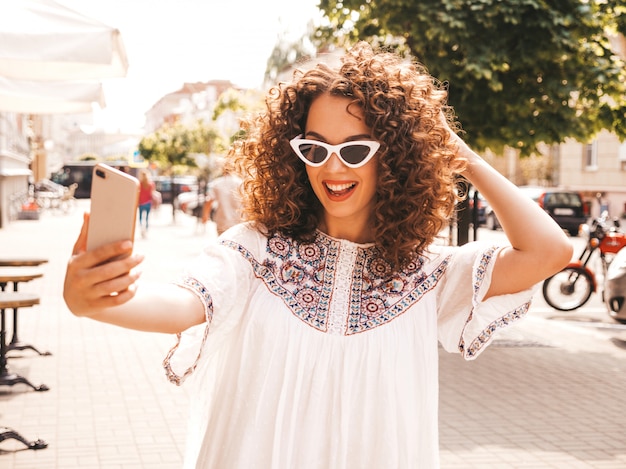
[453,133,573,298]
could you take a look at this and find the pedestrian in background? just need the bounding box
[137,170,155,237]
[63,42,572,468]
[202,166,243,236]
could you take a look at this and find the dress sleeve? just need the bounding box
[163,225,257,385]
[436,242,538,360]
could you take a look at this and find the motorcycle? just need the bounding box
[605,246,626,324]
[542,211,626,312]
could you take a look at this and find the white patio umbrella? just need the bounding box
[0,0,129,81]
[0,0,129,185]
[0,76,105,114]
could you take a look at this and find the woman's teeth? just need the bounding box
[325,182,356,195]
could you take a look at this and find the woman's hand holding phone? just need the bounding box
[64,213,144,317]
[64,167,145,318]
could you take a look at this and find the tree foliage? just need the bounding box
[315,0,626,155]
[212,88,266,144]
[138,120,223,217]
[138,120,223,171]
[265,26,318,85]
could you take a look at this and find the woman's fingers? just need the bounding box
[64,233,144,316]
[64,260,142,315]
[66,210,144,317]
[88,258,143,297]
[71,212,90,255]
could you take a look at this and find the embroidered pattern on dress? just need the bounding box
[458,247,530,358]
[221,232,449,335]
[460,303,530,358]
[163,277,214,385]
[473,247,494,295]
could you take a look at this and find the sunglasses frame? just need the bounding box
[289,135,381,168]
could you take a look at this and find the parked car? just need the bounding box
[154,175,198,204]
[50,161,96,198]
[51,161,135,198]
[484,186,589,236]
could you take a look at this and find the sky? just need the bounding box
[55,0,322,133]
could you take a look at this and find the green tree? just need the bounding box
[138,119,223,219]
[315,0,626,156]
[265,26,318,85]
[212,88,266,144]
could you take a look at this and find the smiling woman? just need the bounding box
[62,41,572,468]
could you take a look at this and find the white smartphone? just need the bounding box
[86,163,140,254]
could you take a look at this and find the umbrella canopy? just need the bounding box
[0,76,105,114]
[0,0,128,81]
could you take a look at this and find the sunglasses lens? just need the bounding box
[297,143,329,164]
[340,145,372,165]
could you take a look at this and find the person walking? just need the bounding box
[137,170,155,237]
[63,42,572,468]
[203,168,243,236]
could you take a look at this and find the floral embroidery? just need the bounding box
[179,277,214,320]
[474,247,497,295]
[460,302,530,358]
[268,237,291,259]
[163,277,214,385]
[221,232,448,335]
[368,257,392,278]
[458,246,529,358]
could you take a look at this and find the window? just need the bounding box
[584,140,598,170]
[619,141,626,161]
[616,141,626,171]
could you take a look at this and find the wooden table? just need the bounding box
[0,257,48,267]
[0,292,48,392]
[0,269,43,289]
[0,268,51,356]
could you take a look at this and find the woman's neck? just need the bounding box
[318,217,375,244]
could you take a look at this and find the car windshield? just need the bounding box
[543,192,582,207]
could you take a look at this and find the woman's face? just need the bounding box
[303,93,378,241]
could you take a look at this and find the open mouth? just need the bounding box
[324,182,356,197]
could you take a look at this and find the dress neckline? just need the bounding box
[314,229,377,249]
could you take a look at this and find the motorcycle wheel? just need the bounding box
[542,266,594,311]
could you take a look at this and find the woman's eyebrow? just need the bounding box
[304,131,373,142]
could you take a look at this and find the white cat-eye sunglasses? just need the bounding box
[289,135,381,168]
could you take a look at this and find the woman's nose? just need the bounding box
[325,152,346,170]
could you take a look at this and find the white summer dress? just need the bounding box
[163,223,535,469]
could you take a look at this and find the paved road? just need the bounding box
[1,202,625,468]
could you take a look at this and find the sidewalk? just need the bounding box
[1,201,626,468]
